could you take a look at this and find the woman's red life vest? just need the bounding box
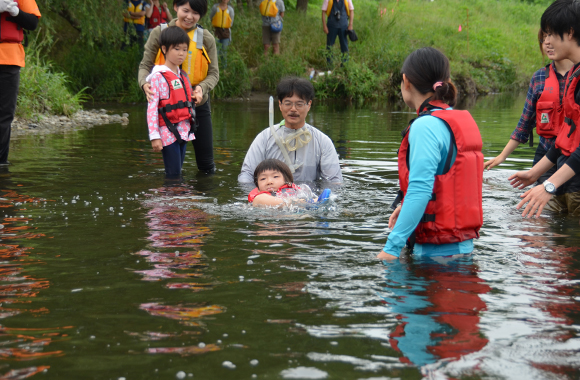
[148,5,168,29]
[555,66,580,156]
[0,0,23,44]
[248,183,300,203]
[157,70,195,142]
[398,100,483,245]
[536,64,564,139]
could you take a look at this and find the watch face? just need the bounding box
[545,182,556,193]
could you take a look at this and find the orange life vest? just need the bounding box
[536,64,564,139]
[0,0,22,43]
[555,66,580,157]
[398,100,483,245]
[248,183,300,202]
[259,0,279,17]
[212,7,233,29]
[124,0,146,25]
[157,70,196,142]
[154,25,210,86]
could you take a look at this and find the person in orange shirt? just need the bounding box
[0,0,41,166]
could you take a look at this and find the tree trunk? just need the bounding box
[296,0,308,11]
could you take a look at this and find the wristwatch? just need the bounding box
[543,180,557,194]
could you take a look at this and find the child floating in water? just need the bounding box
[248,159,331,208]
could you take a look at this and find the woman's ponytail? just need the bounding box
[401,47,457,107]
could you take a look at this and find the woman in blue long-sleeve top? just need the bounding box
[379,48,484,260]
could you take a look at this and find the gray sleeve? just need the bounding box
[278,0,285,12]
[319,135,343,183]
[229,6,235,23]
[209,4,218,20]
[238,131,268,183]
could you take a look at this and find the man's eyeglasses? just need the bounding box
[281,101,309,109]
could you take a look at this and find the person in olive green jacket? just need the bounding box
[139,0,219,174]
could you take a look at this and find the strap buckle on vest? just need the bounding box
[390,190,404,210]
[565,117,577,138]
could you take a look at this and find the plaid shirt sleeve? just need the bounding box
[511,68,545,144]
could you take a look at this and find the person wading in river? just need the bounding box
[238,76,343,184]
[139,0,219,175]
[509,0,580,218]
[485,29,575,213]
[379,47,483,260]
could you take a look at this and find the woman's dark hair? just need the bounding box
[538,28,546,57]
[253,159,294,188]
[160,26,190,57]
[401,47,457,107]
[541,0,580,46]
[174,0,208,18]
[276,76,315,103]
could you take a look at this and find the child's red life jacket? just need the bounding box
[248,183,300,203]
[536,64,564,139]
[148,5,168,29]
[158,70,196,142]
[0,0,23,44]
[555,66,580,156]
[398,100,483,245]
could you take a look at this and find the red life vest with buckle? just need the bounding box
[0,0,23,44]
[555,66,580,156]
[157,70,195,141]
[536,64,564,139]
[248,183,300,203]
[398,100,483,245]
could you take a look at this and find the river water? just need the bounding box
[1,95,579,379]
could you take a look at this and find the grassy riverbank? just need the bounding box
[22,0,553,111]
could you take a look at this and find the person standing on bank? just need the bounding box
[124,0,149,46]
[139,0,219,174]
[209,0,234,67]
[259,0,284,55]
[378,48,483,260]
[146,0,173,31]
[321,0,353,64]
[0,0,40,166]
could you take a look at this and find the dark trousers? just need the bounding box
[192,99,215,173]
[162,140,187,178]
[326,26,348,64]
[0,65,20,164]
[533,144,557,187]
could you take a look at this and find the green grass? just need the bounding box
[17,31,86,118]
[34,0,554,103]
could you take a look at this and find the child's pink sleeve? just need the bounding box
[147,75,162,141]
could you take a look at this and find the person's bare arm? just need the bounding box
[484,138,520,170]
[322,11,328,34]
[348,9,353,30]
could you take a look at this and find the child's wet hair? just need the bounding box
[160,26,190,57]
[253,159,294,188]
[174,0,208,18]
[401,47,457,107]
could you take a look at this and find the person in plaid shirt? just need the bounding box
[485,29,573,189]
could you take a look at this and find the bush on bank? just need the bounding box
[28,0,554,106]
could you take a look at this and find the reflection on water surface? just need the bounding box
[0,96,577,379]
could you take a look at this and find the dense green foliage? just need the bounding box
[17,32,85,118]
[19,0,556,109]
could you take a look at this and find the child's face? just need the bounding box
[164,43,188,67]
[257,169,286,192]
[174,3,201,29]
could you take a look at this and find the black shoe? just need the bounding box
[0,161,11,166]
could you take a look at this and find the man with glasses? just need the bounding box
[238,76,343,183]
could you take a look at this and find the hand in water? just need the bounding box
[516,185,552,218]
[483,155,505,170]
[508,170,537,189]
